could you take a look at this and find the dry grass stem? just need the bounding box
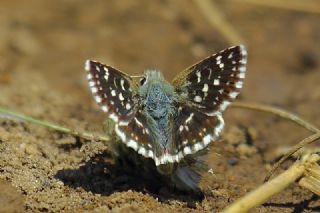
[193,0,244,45]
[265,133,320,181]
[299,160,320,195]
[222,154,320,213]
[0,107,110,142]
[231,102,320,182]
[299,177,320,196]
[306,163,320,179]
[232,102,320,133]
[232,0,320,14]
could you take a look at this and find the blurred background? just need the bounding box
[0,0,319,104]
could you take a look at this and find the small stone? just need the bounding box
[228,158,238,166]
[25,143,40,155]
[236,144,257,156]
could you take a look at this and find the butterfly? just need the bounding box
[85,45,247,173]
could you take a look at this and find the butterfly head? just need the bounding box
[139,70,175,102]
[143,70,164,82]
[139,70,171,89]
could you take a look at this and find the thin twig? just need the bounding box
[0,107,110,142]
[231,102,320,181]
[222,154,320,213]
[193,0,244,45]
[232,0,320,14]
[231,102,320,133]
[264,132,320,181]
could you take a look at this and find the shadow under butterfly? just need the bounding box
[84,45,247,193]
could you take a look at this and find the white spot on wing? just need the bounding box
[203,134,212,145]
[185,113,194,124]
[183,146,192,155]
[85,60,91,71]
[214,79,220,86]
[155,158,160,166]
[220,101,230,111]
[101,105,108,112]
[194,143,203,151]
[127,140,138,151]
[239,72,245,78]
[202,84,208,92]
[196,71,201,83]
[134,117,143,127]
[240,45,247,55]
[87,74,93,80]
[166,156,175,163]
[109,113,118,122]
[194,96,202,103]
[120,79,125,90]
[235,81,243,88]
[115,125,126,142]
[91,87,98,93]
[104,73,109,81]
[229,91,238,99]
[138,147,147,156]
[95,96,102,103]
[208,68,212,79]
[147,150,154,158]
[215,114,225,135]
[119,93,124,101]
[89,81,95,87]
[125,103,131,110]
[119,121,129,126]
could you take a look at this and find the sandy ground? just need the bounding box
[0,0,320,212]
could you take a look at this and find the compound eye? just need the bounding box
[140,77,146,86]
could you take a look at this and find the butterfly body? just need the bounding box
[139,70,176,149]
[85,45,247,179]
